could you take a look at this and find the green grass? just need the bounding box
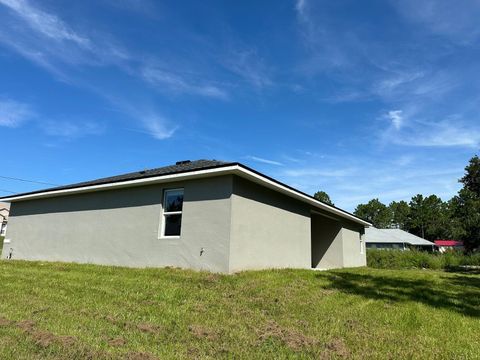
[0,261,479,359]
[367,249,480,270]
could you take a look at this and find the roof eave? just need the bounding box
[2,163,371,227]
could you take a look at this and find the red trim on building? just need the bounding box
[434,240,463,247]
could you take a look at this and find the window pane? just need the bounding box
[165,190,183,212]
[164,214,182,236]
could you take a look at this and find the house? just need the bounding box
[0,160,370,273]
[434,240,464,253]
[0,202,9,237]
[365,227,435,251]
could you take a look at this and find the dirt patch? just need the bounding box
[0,317,12,326]
[17,319,36,333]
[31,330,57,348]
[16,319,77,348]
[188,325,219,341]
[57,335,76,346]
[257,320,317,351]
[136,322,163,334]
[108,336,126,347]
[321,337,350,359]
[124,352,159,360]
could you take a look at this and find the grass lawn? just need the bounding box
[0,261,479,359]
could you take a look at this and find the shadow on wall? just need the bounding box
[311,213,342,268]
[315,271,480,318]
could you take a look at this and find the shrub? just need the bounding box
[367,249,480,270]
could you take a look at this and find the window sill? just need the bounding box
[159,236,181,240]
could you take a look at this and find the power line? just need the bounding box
[0,175,60,187]
[0,189,15,194]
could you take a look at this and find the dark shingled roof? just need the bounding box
[0,159,371,225]
[1,160,235,199]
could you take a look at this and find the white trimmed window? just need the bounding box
[161,188,184,237]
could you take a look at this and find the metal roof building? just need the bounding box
[365,227,435,250]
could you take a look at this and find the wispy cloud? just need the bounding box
[0,0,90,46]
[245,156,283,166]
[0,98,34,127]
[283,167,356,178]
[395,120,480,148]
[140,113,177,140]
[141,66,228,100]
[385,110,404,130]
[105,96,178,140]
[392,0,480,44]
[0,0,129,72]
[222,49,273,89]
[43,120,105,139]
[381,110,480,148]
[275,152,464,211]
[295,0,308,20]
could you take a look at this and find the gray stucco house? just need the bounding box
[1,160,370,273]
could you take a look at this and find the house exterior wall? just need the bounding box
[2,175,233,272]
[311,214,343,269]
[311,212,366,269]
[228,176,311,272]
[2,173,366,273]
[341,224,367,267]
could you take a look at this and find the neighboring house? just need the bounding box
[0,160,370,273]
[365,227,435,251]
[434,240,464,253]
[0,202,9,237]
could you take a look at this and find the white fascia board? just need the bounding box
[3,164,370,227]
[1,165,239,202]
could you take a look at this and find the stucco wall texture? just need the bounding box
[2,175,366,273]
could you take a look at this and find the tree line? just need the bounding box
[314,155,480,251]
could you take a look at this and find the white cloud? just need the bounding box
[382,110,480,148]
[0,98,33,127]
[140,113,177,140]
[141,67,228,100]
[0,0,129,74]
[0,0,90,46]
[245,156,283,166]
[386,110,403,130]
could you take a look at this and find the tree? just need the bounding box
[449,188,480,251]
[408,194,448,240]
[389,200,410,230]
[354,199,392,228]
[313,191,334,206]
[460,155,480,196]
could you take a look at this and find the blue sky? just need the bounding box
[1,0,479,211]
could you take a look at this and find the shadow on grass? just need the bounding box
[315,271,480,317]
[444,267,480,275]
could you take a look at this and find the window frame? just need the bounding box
[159,188,184,239]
